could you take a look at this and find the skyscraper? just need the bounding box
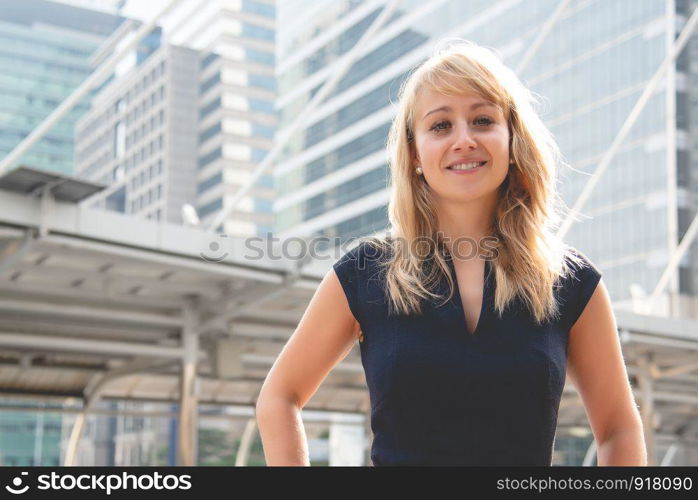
[0,0,125,467]
[275,0,697,315]
[75,0,277,235]
[0,0,124,174]
[194,0,277,237]
[75,43,200,224]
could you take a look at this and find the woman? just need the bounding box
[256,41,647,466]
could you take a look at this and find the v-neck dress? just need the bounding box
[332,240,602,466]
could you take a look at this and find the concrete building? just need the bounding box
[67,1,279,464]
[75,0,277,235]
[75,44,200,224]
[0,0,124,175]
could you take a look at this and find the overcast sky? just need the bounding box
[50,0,229,51]
[121,0,166,20]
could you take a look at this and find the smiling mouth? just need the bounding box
[446,161,487,170]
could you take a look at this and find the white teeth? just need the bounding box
[449,161,486,170]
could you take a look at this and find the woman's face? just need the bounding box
[411,88,511,203]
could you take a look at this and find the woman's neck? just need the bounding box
[436,196,497,260]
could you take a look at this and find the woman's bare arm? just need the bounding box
[255,267,361,466]
[567,278,647,465]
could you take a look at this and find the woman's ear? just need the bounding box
[412,149,421,167]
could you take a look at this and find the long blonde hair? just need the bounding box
[364,40,585,325]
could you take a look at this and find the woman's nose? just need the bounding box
[452,124,477,150]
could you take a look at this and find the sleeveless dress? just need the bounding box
[332,240,602,466]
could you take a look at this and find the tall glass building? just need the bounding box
[275,0,698,315]
[0,0,123,467]
[0,403,62,466]
[0,0,124,174]
[195,0,277,237]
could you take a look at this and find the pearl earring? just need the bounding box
[415,166,423,175]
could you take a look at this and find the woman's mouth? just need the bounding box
[446,160,487,173]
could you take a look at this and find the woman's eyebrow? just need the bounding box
[422,101,497,120]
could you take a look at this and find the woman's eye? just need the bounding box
[430,120,450,132]
[474,116,494,126]
[429,117,493,133]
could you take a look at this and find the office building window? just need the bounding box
[197,171,222,194]
[198,197,223,217]
[198,147,222,168]
[201,52,220,69]
[200,72,221,94]
[248,74,276,91]
[199,122,222,143]
[245,47,274,66]
[242,23,275,41]
[242,0,275,18]
[200,97,221,119]
[248,98,275,114]
[252,123,274,139]
[113,121,125,158]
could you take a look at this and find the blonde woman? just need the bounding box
[256,41,647,466]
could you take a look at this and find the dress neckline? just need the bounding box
[443,252,491,336]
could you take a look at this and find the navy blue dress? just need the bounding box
[332,240,602,466]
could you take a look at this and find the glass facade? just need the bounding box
[0,0,123,175]
[0,404,62,466]
[276,0,694,303]
[679,0,698,294]
[0,0,124,468]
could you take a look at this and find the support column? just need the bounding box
[660,443,679,466]
[637,355,657,465]
[177,299,199,466]
[64,358,171,466]
[235,418,257,466]
[33,404,45,466]
[362,395,372,466]
[64,399,92,466]
[582,440,597,466]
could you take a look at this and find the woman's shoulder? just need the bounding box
[333,236,392,274]
[561,246,602,284]
[556,245,603,329]
[332,236,392,325]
